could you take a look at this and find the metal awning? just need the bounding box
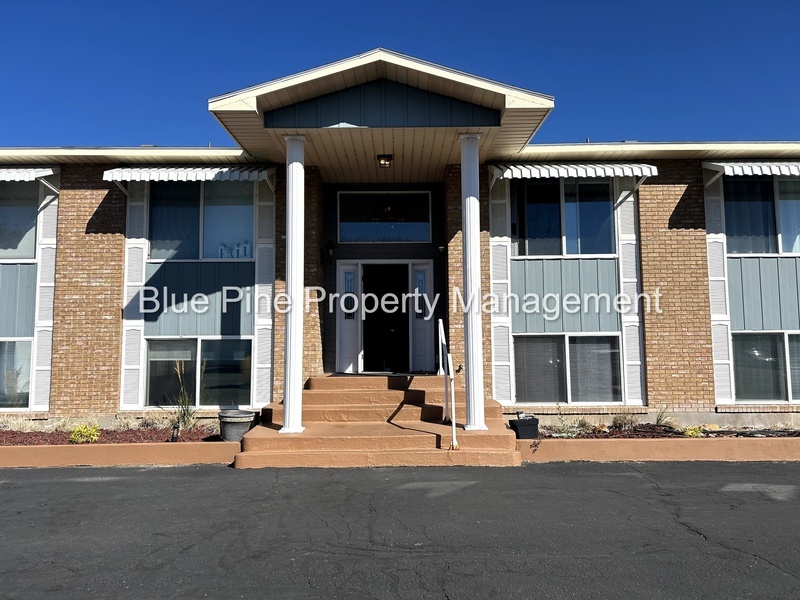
[102,166,274,182]
[0,167,59,181]
[702,161,800,177]
[489,163,658,179]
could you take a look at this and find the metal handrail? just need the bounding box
[438,319,459,451]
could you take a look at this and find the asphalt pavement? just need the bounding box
[0,462,798,599]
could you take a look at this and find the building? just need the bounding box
[2,49,800,466]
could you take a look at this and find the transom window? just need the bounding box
[0,182,38,260]
[338,192,431,243]
[514,334,622,403]
[146,338,252,407]
[149,181,254,260]
[515,178,615,256]
[724,177,800,254]
[732,332,800,402]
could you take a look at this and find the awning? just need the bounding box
[490,163,658,179]
[702,161,800,177]
[0,167,59,181]
[102,166,274,182]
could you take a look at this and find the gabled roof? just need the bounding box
[208,49,555,178]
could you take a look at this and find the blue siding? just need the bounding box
[0,264,36,337]
[510,258,620,333]
[142,262,255,336]
[264,79,501,129]
[728,256,800,331]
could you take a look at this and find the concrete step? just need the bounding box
[305,374,465,391]
[243,423,439,452]
[263,402,429,424]
[301,389,425,406]
[234,448,522,468]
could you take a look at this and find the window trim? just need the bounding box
[731,329,800,404]
[516,177,618,259]
[144,335,254,409]
[147,181,256,262]
[336,190,432,245]
[725,175,800,257]
[512,331,624,405]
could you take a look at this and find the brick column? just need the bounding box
[50,164,126,417]
[638,159,715,411]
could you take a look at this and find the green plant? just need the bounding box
[172,360,197,430]
[554,403,577,438]
[683,425,703,438]
[69,423,100,444]
[655,407,676,427]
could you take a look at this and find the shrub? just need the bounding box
[69,423,100,444]
[683,425,703,438]
[611,414,640,430]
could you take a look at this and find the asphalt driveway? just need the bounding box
[0,462,798,599]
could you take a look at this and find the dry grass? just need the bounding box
[107,414,141,432]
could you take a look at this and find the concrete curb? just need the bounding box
[519,437,800,462]
[0,441,241,468]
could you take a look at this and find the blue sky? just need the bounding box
[1,0,798,148]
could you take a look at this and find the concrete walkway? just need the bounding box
[0,463,798,598]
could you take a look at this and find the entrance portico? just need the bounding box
[208,48,554,434]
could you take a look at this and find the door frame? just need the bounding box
[335,259,434,374]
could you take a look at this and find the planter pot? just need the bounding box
[219,410,257,442]
[509,417,539,439]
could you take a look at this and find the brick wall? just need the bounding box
[272,166,325,402]
[638,159,715,411]
[50,164,126,416]
[444,164,493,401]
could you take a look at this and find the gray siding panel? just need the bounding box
[728,256,800,331]
[511,258,620,334]
[142,262,254,337]
[264,79,501,129]
[0,264,36,337]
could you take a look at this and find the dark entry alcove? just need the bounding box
[362,263,409,372]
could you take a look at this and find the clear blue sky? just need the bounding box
[1,0,798,148]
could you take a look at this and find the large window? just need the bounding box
[338,192,430,243]
[517,178,615,256]
[732,332,800,402]
[514,335,622,403]
[0,341,31,408]
[146,338,251,407]
[724,176,800,254]
[0,182,38,260]
[149,182,253,260]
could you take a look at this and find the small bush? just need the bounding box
[69,424,100,444]
[683,425,703,438]
[611,414,640,430]
[108,414,141,432]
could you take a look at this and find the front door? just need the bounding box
[335,261,435,374]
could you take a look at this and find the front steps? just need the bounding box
[235,375,520,468]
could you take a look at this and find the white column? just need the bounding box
[280,136,306,433]
[460,134,487,430]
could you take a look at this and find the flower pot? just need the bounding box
[218,410,257,442]
[509,417,539,439]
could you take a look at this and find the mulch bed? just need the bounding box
[542,424,800,439]
[0,429,221,446]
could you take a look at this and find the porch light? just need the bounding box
[377,154,393,168]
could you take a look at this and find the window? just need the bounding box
[724,176,800,254]
[146,339,252,407]
[514,335,622,403]
[339,192,430,243]
[0,341,32,408]
[0,182,38,259]
[516,178,615,256]
[731,332,800,402]
[149,182,253,260]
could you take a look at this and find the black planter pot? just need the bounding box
[218,410,257,442]
[509,417,539,439]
